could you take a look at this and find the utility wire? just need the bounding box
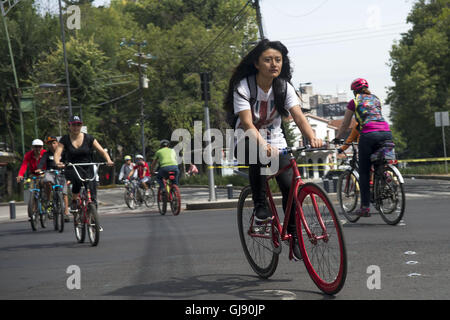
[265,0,329,19]
[96,87,139,106]
[286,30,408,48]
[185,0,252,71]
[278,22,409,42]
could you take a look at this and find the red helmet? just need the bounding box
[351,78,369,91]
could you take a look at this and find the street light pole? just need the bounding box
[137,44,146,159]
[57,0,73,117]
[253,0,265,40]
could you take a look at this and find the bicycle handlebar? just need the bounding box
[279,144,330,155]
[66,162,106,182]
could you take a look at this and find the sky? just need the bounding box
[259,0,416,103]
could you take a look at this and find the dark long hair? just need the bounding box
[223,39,293,117]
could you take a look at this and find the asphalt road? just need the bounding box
[0,178,449,300]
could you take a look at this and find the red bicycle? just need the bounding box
[68,162,104,246]
[237,146,347,295]
[156,171,181,216]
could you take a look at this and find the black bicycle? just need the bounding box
[336,140,405,225]
[26,175,47,231]
[46,169,66,232]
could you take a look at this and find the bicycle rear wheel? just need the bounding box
[170,185,181,216]
[297,183,347,295]
[74,209,86,243]
[375,166,405,225]
[87,203,100,246]
[237,186,278,279]
[157,188,167,215]
[53,191,64,233]
[28,194,39,231]
[337,170,360,223]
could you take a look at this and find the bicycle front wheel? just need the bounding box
[124,189,136,210]
[297,183,347,295]
[237,186,278,279]
[375,166,405,225]
[170,185,181,216]
[144,188,156,208]
[87,203,100,246]
[337,170,360,223]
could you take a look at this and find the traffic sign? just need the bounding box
[435,111,449,127]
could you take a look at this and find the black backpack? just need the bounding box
[226,75,288,128]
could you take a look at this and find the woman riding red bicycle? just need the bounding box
[224,39,322,260]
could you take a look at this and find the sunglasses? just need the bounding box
[70,122,83,127]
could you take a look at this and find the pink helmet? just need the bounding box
[351,78,369,91]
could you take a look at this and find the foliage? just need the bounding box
[387,0,450,158]
[1,0,257,164]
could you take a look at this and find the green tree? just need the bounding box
[387,0,449,158]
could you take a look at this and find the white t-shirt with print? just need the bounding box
[233,78,299,149]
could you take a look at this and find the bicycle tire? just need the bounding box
[74,211,86,243]
[375,166,405,225]
[297,183,347,295]
[53,190,64,233]
[237,185,279,279]
[28,193,39,231]
[124,189,136,210]
[87,203,100,246]
[170,185,181,216]
[144,188,156,208]
[40,207,47,229]
[337,170,360,223]
[157,188,167,215]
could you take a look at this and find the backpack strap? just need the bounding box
[247,74,258,108]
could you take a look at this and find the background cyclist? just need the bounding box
[335,78,393,217]
[150,139,179,194]
[119,155,137,182]
[37,136,70,221]
[16,139,46,183]
[128,155,151,195]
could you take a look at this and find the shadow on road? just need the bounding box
[105,273,328,300]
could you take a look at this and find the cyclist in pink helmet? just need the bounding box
[350,78,369,92]
[335,78,393,217]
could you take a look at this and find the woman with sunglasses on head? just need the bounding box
[54,115,114,214]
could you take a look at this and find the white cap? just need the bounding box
[135,154,144,159]
[32,139,44,146]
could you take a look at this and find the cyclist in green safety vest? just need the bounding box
[150,140,179,192]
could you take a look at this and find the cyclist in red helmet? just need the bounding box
[335,78,392,217]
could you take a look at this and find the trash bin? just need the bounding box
[322,178,330,193]
[332,176,339,193]
[226,184,233,199]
